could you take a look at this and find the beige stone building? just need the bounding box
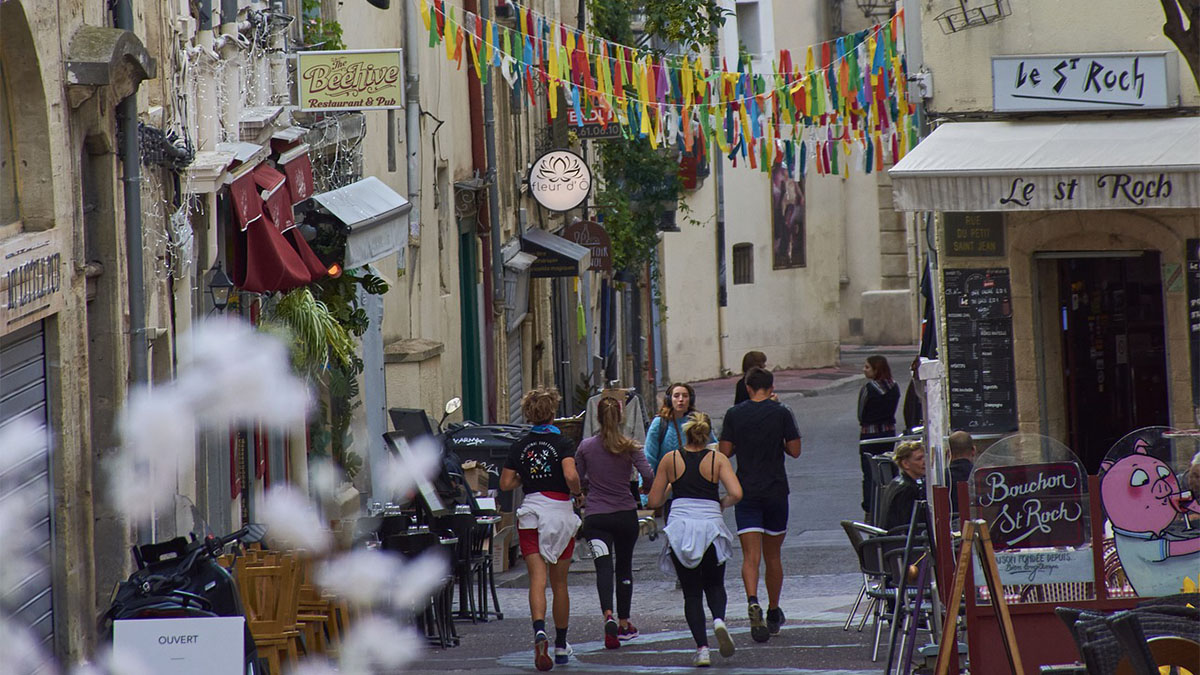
[661,0,922,386]
[891,0,1200,473]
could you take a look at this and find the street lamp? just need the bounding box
[207,262,235,312]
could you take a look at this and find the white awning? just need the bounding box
[309,176,412,269]
[889,118,1200,212]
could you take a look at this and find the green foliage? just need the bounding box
[301,0,345,50]
[264,288,357,377]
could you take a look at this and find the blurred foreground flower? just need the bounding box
[0,614,59,675]
[376,436,443,501]
[259,485,332,553]
[0,421,48,599]
[317,549,448,609]
[339,616,423,675]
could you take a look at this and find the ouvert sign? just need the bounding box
[992,52,1178,112]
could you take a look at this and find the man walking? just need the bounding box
[718,367,802,643]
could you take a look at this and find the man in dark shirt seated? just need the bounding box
[879,441,926,531]
[945,431,976,519]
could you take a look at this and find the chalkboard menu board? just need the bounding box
[944,268,1018,433]
[1188,239,1200,414]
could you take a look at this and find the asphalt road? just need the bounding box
[412,350,917,674]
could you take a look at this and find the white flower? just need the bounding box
[339,615,422,675]
[390,551,449,610]
[68,647,152,675]
[288,663,339,675]
[376,436,442,501]
[0,615,59,675]
[309,459,347,503]
[316,549,404,607]
[259,485,332,553]
[0,422,50,596]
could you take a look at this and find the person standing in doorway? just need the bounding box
[575,397,655,649]
[733,351,767,405]
[858,354,900,522]
[501,387,582,671]
[647,413,743,667]
[718,367,802,643]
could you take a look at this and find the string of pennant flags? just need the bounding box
[416,0,917,177]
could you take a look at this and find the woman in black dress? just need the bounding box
[857,354,900,519]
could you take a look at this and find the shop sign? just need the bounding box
[973,547,1094,587]
[567,108,623,140]
[982,171,1195,211]
[1,228,66,334]
[993,52,1177,112]
[562,220,612,272]
[944,212,1003,257]
[113,617,243,675]
[297,49,404,111]
[1187,239,1200,417]
[528,150,591,212]
[973,462,1087,551]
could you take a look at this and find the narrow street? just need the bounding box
[414,348,916,673]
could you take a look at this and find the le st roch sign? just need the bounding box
[992,52,1178,112]
[297,49,404,111]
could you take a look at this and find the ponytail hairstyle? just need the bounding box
[597,397,638,455]
[682,413,713,448]
[657,382,698,420]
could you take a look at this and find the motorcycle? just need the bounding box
[100,498,268,674]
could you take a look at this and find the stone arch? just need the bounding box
[0,0,54,230]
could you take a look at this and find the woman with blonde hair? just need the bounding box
[879,440,927,531]
[501,387,581,670]
[647,413,743,667]
[575,396,655,648]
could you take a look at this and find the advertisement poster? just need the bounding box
[771,163,805,269]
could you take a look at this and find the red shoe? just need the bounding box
[618,622,639,641]
[604,618,620,649]
[534,632,553,671]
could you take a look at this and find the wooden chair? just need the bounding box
[235,556,302,675]
[295,554,336,657]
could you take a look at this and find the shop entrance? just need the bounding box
[1055,253,1169,472]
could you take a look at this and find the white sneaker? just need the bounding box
[713,619,735,658]
[693,646,711,667]
[554,643,573,665]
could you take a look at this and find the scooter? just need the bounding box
[100,500,268,674]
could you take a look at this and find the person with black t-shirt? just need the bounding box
[501,387,582,671]
[718,367,801,644]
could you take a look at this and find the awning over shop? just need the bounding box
[520,228,591,278]
[889,118,1200,212]
[308,176,412,269]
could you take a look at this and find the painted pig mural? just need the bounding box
[1100,439,1200,596]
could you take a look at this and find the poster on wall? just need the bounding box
[771,163,805,269]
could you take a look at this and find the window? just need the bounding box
[735,1,762,59]
[732,243,754,285]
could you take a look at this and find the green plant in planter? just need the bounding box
[301,0,345,50]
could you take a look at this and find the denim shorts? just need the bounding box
[733,494,789,536]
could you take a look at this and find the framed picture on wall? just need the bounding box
[771,163,806,269]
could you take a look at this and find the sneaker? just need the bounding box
[618,622,639,641]
[767,607,786,635]
[693,646,711,667]
[554,644,573,665]
[748,603,769,643]
[534,632,553,672]
[713,618,735,658]
[604,618,620,650]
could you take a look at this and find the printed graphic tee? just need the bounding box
[505,430,576,495]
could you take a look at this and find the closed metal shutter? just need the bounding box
[507,328,524,423]
[0,321,54,647]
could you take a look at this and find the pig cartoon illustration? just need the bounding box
[1100,439,1200,597]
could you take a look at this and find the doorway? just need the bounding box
[1056,253,1169,472]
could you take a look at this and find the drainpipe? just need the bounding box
[480,1,504,422]
[403,0,422,272]
[114,0,148,542]
[712,55,728,376]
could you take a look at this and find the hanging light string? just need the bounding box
[417,0,916,176]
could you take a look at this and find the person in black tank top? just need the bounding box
[646,414,743,667]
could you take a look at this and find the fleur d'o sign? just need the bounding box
[528,150,591,212]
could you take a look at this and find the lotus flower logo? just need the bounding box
[529,150,591,212]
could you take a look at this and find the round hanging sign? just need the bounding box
[528,149,591,212]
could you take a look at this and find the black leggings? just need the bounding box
[670,546,727,648]
[582,509,640,619]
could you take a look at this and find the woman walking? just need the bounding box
[733,351,767,405]
[575,397,655,649]
[858,354,900,522]
[647,414,743,667]
[501,387,581,671]
[645,383,712,472]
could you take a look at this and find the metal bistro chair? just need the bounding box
[840,520,888,631]
[868,454,899,528]
[857,533,910,661]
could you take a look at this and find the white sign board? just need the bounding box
[993,52,1177,112]
[114,617,245,675]
[973,547,1094,587]
[528,150,592,212]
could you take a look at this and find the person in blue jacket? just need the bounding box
[645,383,715,472]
